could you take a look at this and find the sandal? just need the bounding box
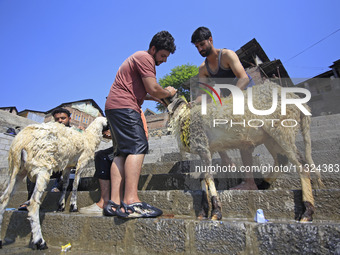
[117,201,163,218]
[103,200,121,217]
[18,201,30,211]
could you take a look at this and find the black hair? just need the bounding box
[191,26,212,44]
[51,108,71,117]
[149,31,176,54]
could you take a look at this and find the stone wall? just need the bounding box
[0,110,38,169]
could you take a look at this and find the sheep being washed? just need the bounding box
[167,81,323,222]
[0,116,107,250]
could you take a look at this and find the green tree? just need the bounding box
[156,64,198,112]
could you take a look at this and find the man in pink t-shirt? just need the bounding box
[104,31,177,218]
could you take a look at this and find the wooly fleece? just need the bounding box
[0,116,107,250]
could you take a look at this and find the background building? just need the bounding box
[296,59,340,116]
[44,99,104,129]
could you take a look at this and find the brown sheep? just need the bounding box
[167,81,322,222]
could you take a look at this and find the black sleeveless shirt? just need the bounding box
[204,49,254,96]
[205,49,236,78]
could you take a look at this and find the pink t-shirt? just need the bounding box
[105,51,156,113]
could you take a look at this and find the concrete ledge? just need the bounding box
[1,212,339,254]
[4,189,340,221]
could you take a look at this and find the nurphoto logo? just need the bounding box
[199,82,312,116]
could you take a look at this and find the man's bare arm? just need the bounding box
[142,77,177,99]
[145,93,167,106]
[221,49,249,90]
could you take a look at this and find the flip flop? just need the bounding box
[103,200,121,217]
[117,201,163,218]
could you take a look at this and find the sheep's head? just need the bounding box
[97,117,108,129]
[161,92,179,108]
[167,95,188,116]
[86,117,108,135]
[167,95,190,149]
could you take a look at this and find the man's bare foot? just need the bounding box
[230,181,258,190]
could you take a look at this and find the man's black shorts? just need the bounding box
[105,108,148,157]
[94,147,114,180]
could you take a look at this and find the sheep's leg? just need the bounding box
[197,176,222,220]
[263,138,309,189]
[69,154,91,212]
[57,168,71,212]
[260,140,290,189]
[0,149,28,249]
[263,124,315,221]
[257,153,288,189]
[28,170,50,250]
[205,173,222,220]
[230,148,257,190]
[197,149,222,221]
[218,151,234,167]
[299,167,315,222]
[197,179,209,219]
[280,149,314,222]
[270,138,315,221]
[0,167,22,248]
[69,168,81,212]
[300,114,324,189]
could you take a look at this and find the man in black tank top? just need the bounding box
[191,26,258,190]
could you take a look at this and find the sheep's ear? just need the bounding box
[179,95,188,103]
[162,93,179,106]
[167,98,184,114]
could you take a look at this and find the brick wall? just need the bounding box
[145,112,169,130]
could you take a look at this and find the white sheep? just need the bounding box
[167,81,323,222]
[0,116,107,250]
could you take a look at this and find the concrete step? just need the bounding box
[0,176,99,193]
[2,163,339,196]
[4,189,340,222]
[139,171,340,191]
[310,113,340,128]
[1,211,340,254]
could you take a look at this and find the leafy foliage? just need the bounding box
[156,64,198,112]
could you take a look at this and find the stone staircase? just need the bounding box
[1,114,340,254]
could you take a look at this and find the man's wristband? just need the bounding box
[165,88,171,97]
